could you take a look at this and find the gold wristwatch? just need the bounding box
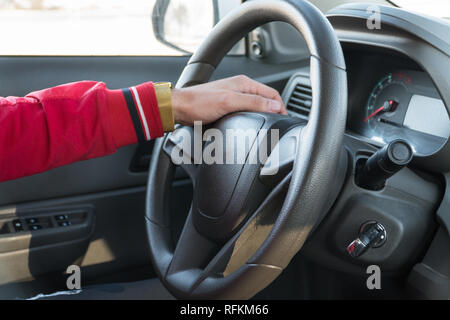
[154,82,174,132]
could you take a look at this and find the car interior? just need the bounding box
[0,0,449,300]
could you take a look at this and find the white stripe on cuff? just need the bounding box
[130,86,151,140]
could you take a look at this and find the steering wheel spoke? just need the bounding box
[165,208,219,293]
[200,172,290,276]
[162,126,199,182]
[163,172,291,297]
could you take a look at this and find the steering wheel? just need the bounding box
[146,0,347,299]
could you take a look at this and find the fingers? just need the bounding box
[185,75,289,120]
[222,91,284,114]
[226,75,288,115]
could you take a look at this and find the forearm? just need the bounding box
[0,80,174,182]
[0,75,286,182]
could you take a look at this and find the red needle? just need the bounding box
[364,105,385,123]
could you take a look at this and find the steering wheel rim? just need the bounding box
[146,0,347,299]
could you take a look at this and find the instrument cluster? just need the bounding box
[348,70,450,156]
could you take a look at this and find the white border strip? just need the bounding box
[130,86,151,140]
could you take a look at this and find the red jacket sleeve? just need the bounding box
[0,80,164,182]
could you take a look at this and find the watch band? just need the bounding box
[154,82,174,133]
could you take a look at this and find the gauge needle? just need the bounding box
[364,105,385,123]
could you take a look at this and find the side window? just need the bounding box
[0,0,244,56]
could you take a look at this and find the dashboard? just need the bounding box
[283,3,450,172]
[329,4,450,173]
[348,69,450,156]
[285,48,450,160]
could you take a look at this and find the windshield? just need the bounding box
[390,0,450,19]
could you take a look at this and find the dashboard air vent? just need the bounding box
[285,76,312,120]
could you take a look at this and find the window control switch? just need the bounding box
[58,221,71,227]
[13,219,23,231]
[25,217,39,224]
[29,224,42,231]
[55,214,69,221]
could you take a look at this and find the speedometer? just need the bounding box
[365,73,410,133]
[355,71,449,156]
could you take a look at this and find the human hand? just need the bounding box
[171,75,287,126]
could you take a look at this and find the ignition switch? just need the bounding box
[346,221,387,258]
